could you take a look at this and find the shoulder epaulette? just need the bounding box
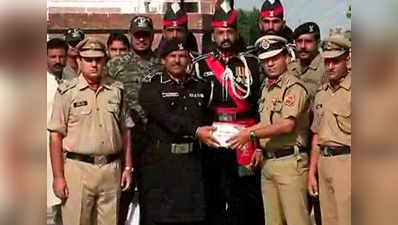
[142,71,162,83]
[284,73,308,95]
[57,78,78,94]
[192,53,211,64]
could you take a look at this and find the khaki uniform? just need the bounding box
[311,74,351,225]
[48,74,132,225]
[290,54,327,102]
[258,72,311,225]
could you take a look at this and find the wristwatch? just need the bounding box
[250,130,257,142]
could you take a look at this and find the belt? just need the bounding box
[320,145,351,157]
[171,143,194,154]
[215,111,254,122]
[66,152,120,166]
[264,146,306,160]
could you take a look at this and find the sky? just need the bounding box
[235,0,351,37]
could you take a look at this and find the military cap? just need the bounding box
[212,0,238,28]
[163,1,188,27]
[321,33,351,58]
[293,22,320,40]
[130,16,153,34]
[65,28,85,46]
[261,0,284,19]
[255,35,288,60]
[157,39,189,58]
[76,38,106,58]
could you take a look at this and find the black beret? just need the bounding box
[293,22,320,40]
[157,39,189,58]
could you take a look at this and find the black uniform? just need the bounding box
[138,70,213,225]
[193,51,265,225]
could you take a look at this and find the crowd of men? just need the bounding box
[47,0,351,225]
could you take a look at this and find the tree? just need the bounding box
[237,8,260,46]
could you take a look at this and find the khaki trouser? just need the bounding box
[318,154,351,225]
[261,153,311,225]
[62,158,121,225]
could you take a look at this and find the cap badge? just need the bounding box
[269,10,274,17]
[223,21,228,27]
[309,25,314,33]
[136,17,147,27]
[221,0,231,13]
[171,2,181,13]
[178,43,184,50]
[261,40,270,50]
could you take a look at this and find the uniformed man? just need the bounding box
[63,28,85,79]
[48,39,133,225]
[106,15,161,225]
[138,38,217,225]
[160,1,199,54]
[292,22,326,225]
[258,0,294,43]
[47,37,68,225]
[308,32,351,225]
[228,35,312,225]
[291,22,327,101]
[192,0,265,224]
[107,31,130,59]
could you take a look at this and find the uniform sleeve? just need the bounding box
[281,84,309,120]
[47,91,69,136]
[139,83,198,137]
[311,95,322,133]
[120,91,135,129]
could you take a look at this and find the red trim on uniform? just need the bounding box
[206,54,257,166]
[261,5,284,18]
[211,10,238,28]
[163,14,188,27]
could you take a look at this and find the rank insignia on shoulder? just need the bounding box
[143,71,161,83]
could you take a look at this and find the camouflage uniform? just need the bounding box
[106,52,162,125]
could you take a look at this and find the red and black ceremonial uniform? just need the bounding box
[191,2,264,224]
[137,71,213,225]
[160,1,198,53]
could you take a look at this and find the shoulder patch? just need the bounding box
[143,71,162,83]
[57,78,78,94]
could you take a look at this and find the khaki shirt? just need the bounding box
[48,75,133,155]
[290,54,327,102]
[311,74,351,146]
[258,72,310,150]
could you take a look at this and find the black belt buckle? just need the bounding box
[217,112,236,122]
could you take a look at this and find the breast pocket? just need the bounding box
[270,101,283,123]
[107,99,121,121]
[332,103,351,134]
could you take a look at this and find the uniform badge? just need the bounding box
[261,40,270,50]
[309,25,314,33]
[178,43,184,50]
[172,21,178,27]
[135,16,147,28]
[73,101,88,108]
[284,94,295,106]
[269,10,274,17]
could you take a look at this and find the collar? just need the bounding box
[266,71,288,88]
[326,73,351,91]
[309,53,322,71]
[77,74,112,90]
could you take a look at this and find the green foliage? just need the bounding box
[346,4,351,19]
[237,8,260,46]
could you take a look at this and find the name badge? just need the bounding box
[162,92,179,98]
[73,101,88,108]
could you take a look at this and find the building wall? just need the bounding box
[47,0,217,52]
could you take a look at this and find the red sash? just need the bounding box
[206,55,257,166]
